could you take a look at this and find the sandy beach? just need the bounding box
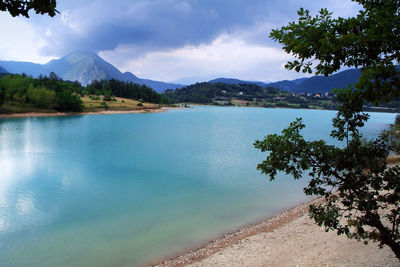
[154,199,399,267]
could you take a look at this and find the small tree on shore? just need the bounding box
[255,0,400,259]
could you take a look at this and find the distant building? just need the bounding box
[315,94,321,97]
[221,90,227,94]
[238,92,243,96]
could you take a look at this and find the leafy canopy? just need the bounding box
[270,1,399,104]
[0,0,57,17]
[256,0,400,259]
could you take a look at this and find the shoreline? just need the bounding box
[0,107,180,119]
[182,103,398,114]
[147,198,319,267]
[148,195,398,267]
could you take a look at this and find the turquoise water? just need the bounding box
[0,106,396,266]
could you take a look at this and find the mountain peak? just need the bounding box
[62,51,102,64]
[0,52,183,91]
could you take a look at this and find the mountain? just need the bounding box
[45,51,126,84]
[266,80,297,92]
[0,65,8,78]
[206,69,361,94]
[163,82,287,104]
[0,51,183,92]
[208,78,268,87]
[291,77,308,85]
[0,51,363,93]
[0,61,45,77]
[293,69,361,94]
[260,69,362,94]
[0,65,8,73]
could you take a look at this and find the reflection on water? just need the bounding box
[0,108,396,266]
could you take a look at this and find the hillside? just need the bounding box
[0,52,184,92]
[163,82,288,104]
[0,52,366,94]
[293,69,361,94]
[0,66,8,73]
[0,66,8,78]
[162,82,339,110]
[266,80,297,92]
[209,78,268,87]
[163,80,400,112]
[205,69,361,94]
[81,96,159,112]
[0,74,169,115]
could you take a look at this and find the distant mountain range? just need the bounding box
[0,51,184,92]
[0,51,362,94]
[0,65,8,78]
[208,69,362,94]
[0,65,8,74]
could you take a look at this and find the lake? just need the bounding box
[0,106,396,266]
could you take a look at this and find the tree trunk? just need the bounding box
[387,241,400,260]
[373,220,400,260]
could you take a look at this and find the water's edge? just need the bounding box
[148,197,317,266]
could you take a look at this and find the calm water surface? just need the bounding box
[0,107,396,266]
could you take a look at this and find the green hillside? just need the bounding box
[163,81,400,112]
[0,74,169,114]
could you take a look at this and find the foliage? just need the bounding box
[163,82,289,104]
[0,73,83,112]
[257,0,400,259]
[269,1,400,104]
[103,94,112,101]
[163,81,400,112]
[27,84,57,109]
[0,0,58,17]
[56,91,82,112]
[255,119,400,256]
[85,79,169,104]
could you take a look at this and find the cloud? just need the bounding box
[100,32,309,83]
[0,0,361,81]
[0,14,54,63]
[28,0,359,57]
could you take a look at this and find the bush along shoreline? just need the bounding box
[0,74,170,115]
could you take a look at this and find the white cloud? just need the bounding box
[100,32,308,83]
[60,10,83,34]
[0,14,55,63]
[0,0,360,81]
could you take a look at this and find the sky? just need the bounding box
[0,0,360,84]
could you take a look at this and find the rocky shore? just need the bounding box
[153,199,398,267]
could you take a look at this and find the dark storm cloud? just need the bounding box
[29,0,325,56]
[26,0,360,59]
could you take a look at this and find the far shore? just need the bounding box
[1,104,396,119]
[0,107,181,119]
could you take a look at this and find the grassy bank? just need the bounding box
[81,95,160,112]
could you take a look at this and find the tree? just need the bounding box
[0,0,57,17]
[56,90,83,112]
[255,0,400,259]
